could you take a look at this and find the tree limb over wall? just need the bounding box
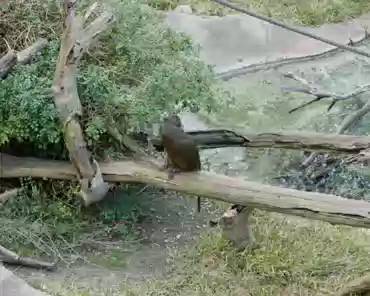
[150,129,370,157]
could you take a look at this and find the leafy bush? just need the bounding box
[0,0,227,250]
[0,0,225,157]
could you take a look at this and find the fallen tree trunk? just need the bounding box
[2,153,370,229]
[149,130,370,154]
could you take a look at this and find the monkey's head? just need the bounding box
[164,114,182,128]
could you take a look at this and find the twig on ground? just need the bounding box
[0,244,58,271]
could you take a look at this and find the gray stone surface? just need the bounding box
[165,11,370,73]
[0,265,49,296]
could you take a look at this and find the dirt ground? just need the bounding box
[9,188,221,295]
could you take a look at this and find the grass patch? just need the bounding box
[126,213,370,295]
[148,0,370,26]
[41,212,370,295]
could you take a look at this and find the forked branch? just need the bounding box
[52,0,114,206]
[282,73,370,113]
[283,72,370,166]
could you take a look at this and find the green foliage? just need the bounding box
[0,0,224,158]
[0,43,62,154]
[0,0,226,253]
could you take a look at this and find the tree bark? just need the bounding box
[2,153,370,229]
[17,38,48,64]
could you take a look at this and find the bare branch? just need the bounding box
[106,124,148,158]
[282,72,370,113]
[212,0,370,58]
[283,72,312,88]
[0,39,48,80]
[217,32,369,81]
[283,72,370,167]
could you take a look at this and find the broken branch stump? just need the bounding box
[0,50,17,79]
[219,206,257,250]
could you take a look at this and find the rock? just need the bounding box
[0,265,49,296]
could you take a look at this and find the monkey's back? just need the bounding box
[162,123,201,171]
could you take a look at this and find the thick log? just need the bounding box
[2,153,370,229]
[150,129,370,154]
[17,38,48,64]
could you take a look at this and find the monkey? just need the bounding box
[161,114,202,212]
[336,274,370,296]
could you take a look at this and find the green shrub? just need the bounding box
[0,0,225,157]
[0,0,227,250]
